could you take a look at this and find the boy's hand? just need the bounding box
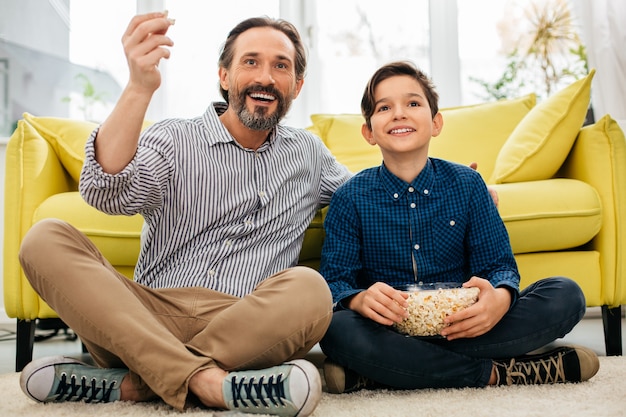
[440,276,510,340]
[348,282,409,326]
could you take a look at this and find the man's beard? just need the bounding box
[230,85,293,131]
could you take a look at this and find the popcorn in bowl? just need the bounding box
[393,283,480,337]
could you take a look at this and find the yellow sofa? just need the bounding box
[4,71,624,371]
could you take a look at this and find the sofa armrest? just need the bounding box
[3,118,76,319]
[558,115,626,307]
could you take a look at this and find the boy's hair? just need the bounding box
[218,16,307,103]
[361,61,439,129]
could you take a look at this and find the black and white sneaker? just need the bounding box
[494,345,600,385]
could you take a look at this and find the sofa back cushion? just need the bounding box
[307,113,380,174]
[307,94,536,181]
[23,113,153,182]
[23,113,97,182]
[491,70,595,184]
[429,94,535,181]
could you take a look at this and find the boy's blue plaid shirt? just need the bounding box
[320,158,520,308]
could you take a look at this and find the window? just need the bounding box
[3,0,590,128]
[161,1,280,119]
[306,0,431,115]
[62,0,588,126]
[457,0,511,104]
[457,0,588,104]
[0,58,8,135]
[68,0,134,121]
[70,0,431,126]
[69,0,280,122]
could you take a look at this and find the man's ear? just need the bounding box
[361,123,376,146]
[292,78,305,100]
[432,112,444,137]
[218,67,229,91]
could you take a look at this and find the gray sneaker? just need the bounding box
[494,345,600,385]
[20,355,128,403]
[223,359,321,417]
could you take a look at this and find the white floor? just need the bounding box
[0,308,623,374]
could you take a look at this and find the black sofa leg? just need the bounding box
[601,305,623,356]
[16,319,36,372]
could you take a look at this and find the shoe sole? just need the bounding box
[288,359,322,417]
[570,345,600,382]
[20,355,89,402]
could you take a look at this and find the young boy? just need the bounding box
[319,61,599,394]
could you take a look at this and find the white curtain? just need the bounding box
[571,0,626,129]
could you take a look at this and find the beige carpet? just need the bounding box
[1,357,624,417]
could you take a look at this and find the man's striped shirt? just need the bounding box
[79,103,352,297]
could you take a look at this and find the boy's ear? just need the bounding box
[431,112,444,137]
[361,123,376,146]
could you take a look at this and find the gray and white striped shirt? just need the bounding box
[79,103,352,297]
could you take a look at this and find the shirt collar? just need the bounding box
[378,159,435,201]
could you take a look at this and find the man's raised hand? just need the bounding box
[122,12,175,94]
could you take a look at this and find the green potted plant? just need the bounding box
[62,73,108,121]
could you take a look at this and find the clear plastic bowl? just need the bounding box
[393,282,479,337]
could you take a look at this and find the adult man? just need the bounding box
[18,12,351,417]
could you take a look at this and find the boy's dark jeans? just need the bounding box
[320,277,586,389]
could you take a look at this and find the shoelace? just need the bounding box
[54,372,118,403]
[505,352,566,384]
[230,373,287,408]
[353,375,371,391]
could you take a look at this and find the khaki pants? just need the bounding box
[19,219,332,410]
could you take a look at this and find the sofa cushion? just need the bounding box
[23,113,153,183]
[298,209,325,269]
[493,178,602,254]
[24,113,97,183]
[32,192,143,269]
[308,94,536,178]
[429,94,536,182]
[491,70,595,184]
[308,113,380,173]
[32,192,327,273]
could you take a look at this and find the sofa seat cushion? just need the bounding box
[32,192,143,269]
[33,193,327,272]
[494,178,602,254]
